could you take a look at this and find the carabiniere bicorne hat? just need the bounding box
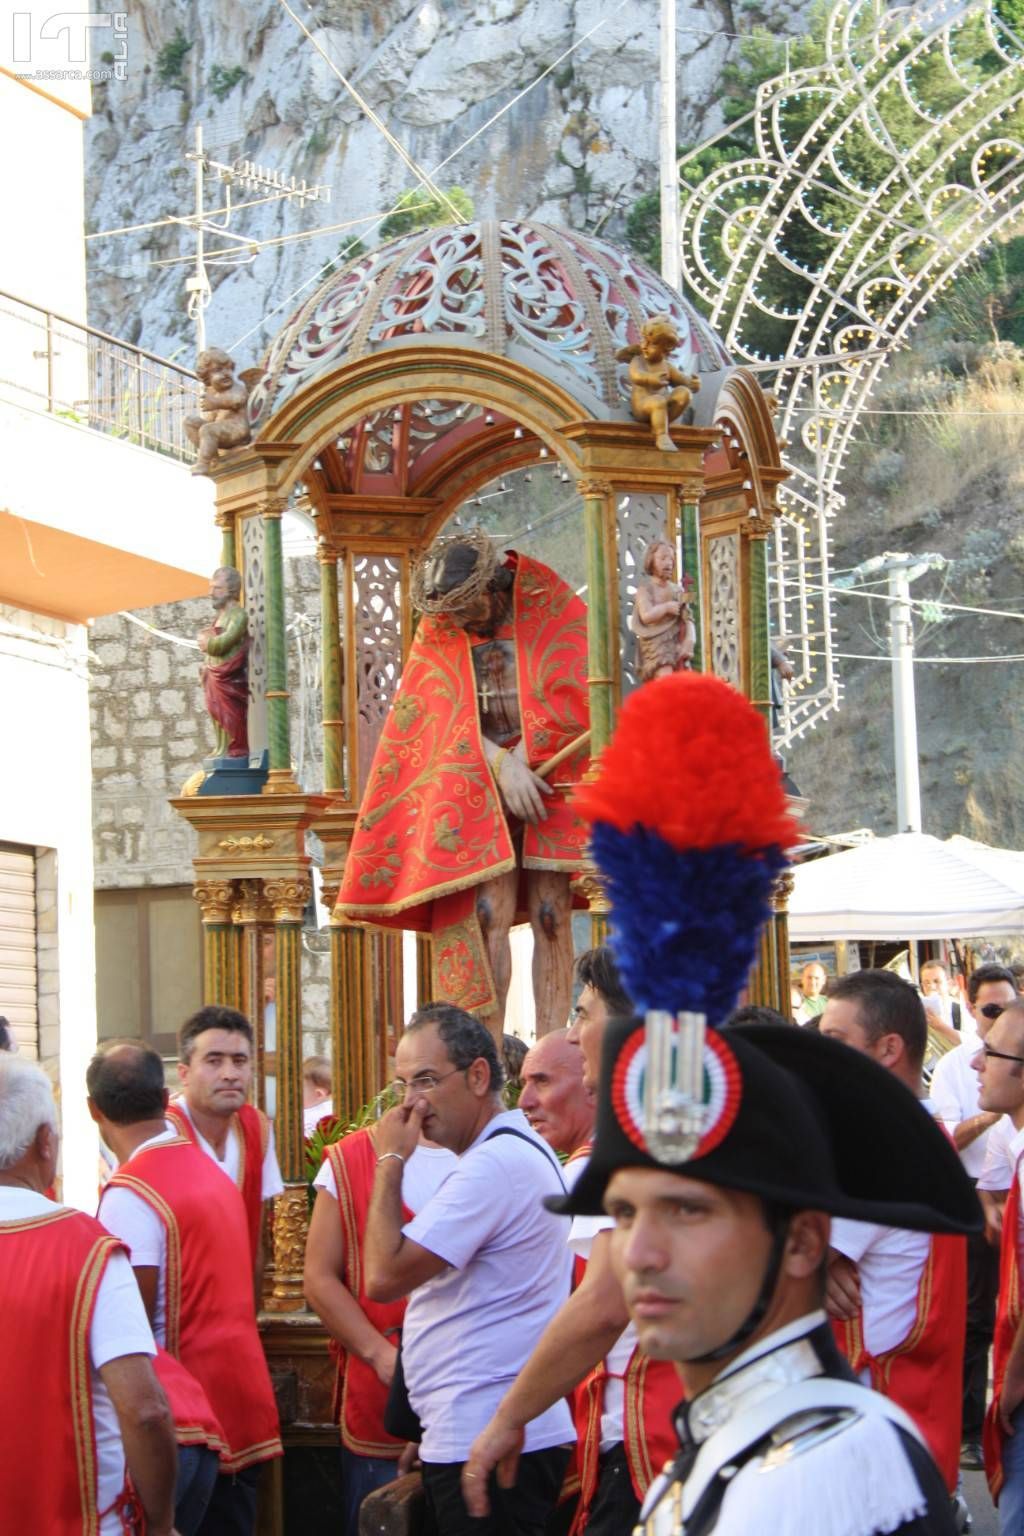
[549,1017,982,1236]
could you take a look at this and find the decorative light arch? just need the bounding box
[678,0,1024,746]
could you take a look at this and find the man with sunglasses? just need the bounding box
[362,1003,574,1536]
[931,963,1019,1472]
[972,999,1024,1530]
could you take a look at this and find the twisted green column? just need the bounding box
[680,483,704,673]
[747,529,771,723]
[262,499,295,791]
[580,477,615,757]
[318,542,344,794]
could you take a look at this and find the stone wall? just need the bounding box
[89,554,332,1055]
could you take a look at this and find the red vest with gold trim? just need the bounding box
[107,1137,281,1472]
[564,1143,680,1528]
[326,1129,411,1458]
[835,1230,966,1493]
[153,1347,226,1458]
[167,1100,268,1263]
[0,1205,129,1532]
[985,1159,1023,1502]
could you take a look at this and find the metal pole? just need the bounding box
[888,563,922,833]
[193,125,207,353]
[659,0,681,291]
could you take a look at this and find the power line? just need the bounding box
[820,649,1024,664]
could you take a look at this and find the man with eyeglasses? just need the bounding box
[931,963,1019,1472]
[972,998,1024,1530]
[820,970,968,1503]
[362,1003,573,1536]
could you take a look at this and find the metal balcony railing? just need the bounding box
[0,290,200,463]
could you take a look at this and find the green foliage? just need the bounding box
[208,64,247,101]
[625,190,660,269]
[156,28,192,88]
[304,1084,399,1208]
[379,185,475,241]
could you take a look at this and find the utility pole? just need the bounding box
[659,0,681,290]
[835,551,946,835]
[186,125,209,352]
[888,559,921,834]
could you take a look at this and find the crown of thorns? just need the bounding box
[410,527,499,616]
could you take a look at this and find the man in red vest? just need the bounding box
[820,970,967,1497]
[464,948,681,1536]
[304,1119,455,1534]
[972,999,1024,1529]
[0,1055,179,1535]
[167,1006,282,1290]
[90,1040,282,1536]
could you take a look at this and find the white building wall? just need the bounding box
[0,609,96,1209]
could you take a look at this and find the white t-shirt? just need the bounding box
[97,1125,179,1348]
[304,1099,335,1138]
[979,1113,1017,1192]
[0,1187,156,1535]
[930,1042,996,1178]
[568,1172,633,1453]
[830,1096,939,1359]
[172,1096,284,1200]
[401,1108,574,1463]
[313,1141,456,1213]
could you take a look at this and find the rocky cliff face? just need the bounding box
[84,0,806,362]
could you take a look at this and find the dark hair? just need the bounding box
[967,964,1018,1006]
[405,1003,504,1093]
[87,1041,167,1124]
[574,947,633,1020]
[723,1004,794,1029]
[179,1006,254,1063]
[0,1017,11,1053]
[827,969,927,1072]
[501,1034,528,1089]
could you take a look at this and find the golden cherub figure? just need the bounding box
[618,315,700,452]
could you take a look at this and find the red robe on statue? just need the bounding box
[106,1136,282,1473]
[167,1100,268,1265]
[834,1230,966,1493]
[0,1205,135,1532]
[336,553,590,1015]
[326,1129,413,1457]
[985,1157,1023,1502]
[202,607,249,758]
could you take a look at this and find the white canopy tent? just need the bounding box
[788,833,1024,941]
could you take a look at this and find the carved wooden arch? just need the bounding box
[250,345,595,512]
[707,366,788,526]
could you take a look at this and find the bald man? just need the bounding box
[518,1029,594,1160]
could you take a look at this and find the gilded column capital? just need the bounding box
[678,477,704,503]
[571,864,609,915]
[260,496,288,521]
[316,535,339,565]
[193,880,235,924]
[264,876,312,923]
[232,878,274,926]
[577,477,613,500]
[771,868,795,912]
[264,1184,310,1313]
[740,509,774,540]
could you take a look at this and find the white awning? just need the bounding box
[788,832,1024,941]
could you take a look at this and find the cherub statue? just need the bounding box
[618,315,700,451]
[185,348,253,476]
[630,537,696,682]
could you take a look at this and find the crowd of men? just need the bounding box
[6,950,1024,1534]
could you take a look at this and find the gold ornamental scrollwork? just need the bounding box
[263,877,312,924]
[571,863,609,915]
[577,477,613,500]
[232,878,274,926]
[678,477,704,503]
[771,869,795,913]
[741,509,774,540]
[193,880,235,924]
[217,834,275,854]
[260,495,288,522]
[265,1184,309,1313]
